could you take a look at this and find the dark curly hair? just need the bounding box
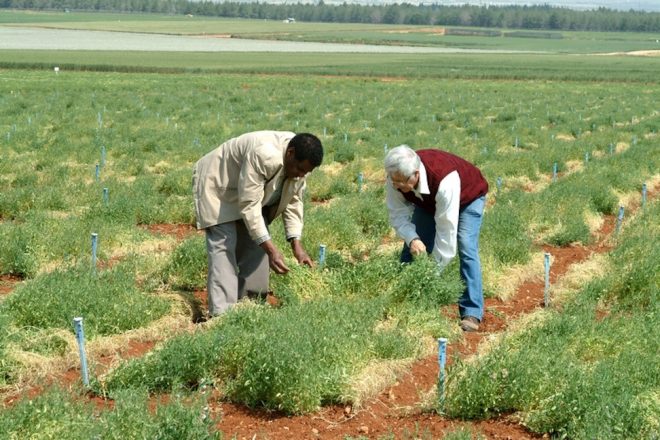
[289,133,323,167]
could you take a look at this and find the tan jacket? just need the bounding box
[192,131,306,241]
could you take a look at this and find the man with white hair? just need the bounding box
[384,145,488,332]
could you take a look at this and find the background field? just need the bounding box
[0,10,658,440]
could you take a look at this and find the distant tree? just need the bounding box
[2,1,659,32]
[382,5,400,24]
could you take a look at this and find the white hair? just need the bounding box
[384,145,420,178]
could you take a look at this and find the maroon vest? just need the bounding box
[400,149,488,214]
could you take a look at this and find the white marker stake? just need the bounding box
[642,183,647,209]
[73,317,90,386]
[318,244,326,267]
[91,233,98,272]
[544,253,551,307]
[437,338,447,407]
[615,206,625,235]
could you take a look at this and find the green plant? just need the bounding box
[392,255,463,309]
[0,312,18,387]
[164,235,207,291]
[481,201,531,266]
[443,202,660,438]
[0,223,38,278]
[2,262,170,337]
[0,387,221,439]
[101,297,422,414]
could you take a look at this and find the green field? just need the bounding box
[0,10,659,440]
[2,9,660,53]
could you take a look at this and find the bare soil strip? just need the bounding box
[1,189,651,439]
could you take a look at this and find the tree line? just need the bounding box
[3,0,660,32]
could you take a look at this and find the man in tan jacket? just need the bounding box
[193,131,323,316]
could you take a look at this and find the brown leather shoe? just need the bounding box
[460,316,480,332]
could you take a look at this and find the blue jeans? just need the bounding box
[401,196,486,321]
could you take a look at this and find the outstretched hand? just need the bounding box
[260,240,290,274]
[410,238,426,257]
[290,239,314,267]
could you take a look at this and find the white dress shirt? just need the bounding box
[386,163,461,270]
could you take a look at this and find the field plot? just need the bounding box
[2,10,660,53]
[0,16,659,439]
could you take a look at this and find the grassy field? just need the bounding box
[2,9,660,53]
[2,50,660,83]
[0,10,659,439]
[2,11,660,82]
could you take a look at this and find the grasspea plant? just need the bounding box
[0,387,220,439]
[163,235,207,291]
[100,296,423,414]
[0,61,658,437]
[0,312,18,387]
[2,261,170,337]
[442,202,660,439]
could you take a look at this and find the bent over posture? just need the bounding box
[384,145,488,332]
[193,131,323,316]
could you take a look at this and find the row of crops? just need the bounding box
[0,69,658,438]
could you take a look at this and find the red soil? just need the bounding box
[0,274,21,296]
[2,193,648,438]
[142,223,201,240]
[210,214,622,440]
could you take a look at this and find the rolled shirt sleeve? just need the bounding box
[281,181,305,241]
[432,170,460,270]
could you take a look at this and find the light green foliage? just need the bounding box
[164,235,207,291]
[443,202,660,439]
[102,297,423,414]
[2,262,171,337]
[391,255,463,308]
[0,45,657,436]
[480,196,531,266]
[0,222,38,278]
[606,202,659,311]
[0,387,221,439]
[0,312,17,387]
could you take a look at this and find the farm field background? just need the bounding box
[0,10,659,440]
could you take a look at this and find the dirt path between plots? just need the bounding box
[0,193,647,439]
[209,214,623,440]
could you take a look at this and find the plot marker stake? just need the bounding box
[73,317,90,386]
[318,244,326,267]
[544,252,551,307]
[91,233,98,272]
[642,183,647,209]
[615,206,625,235]
[437,338,447,408]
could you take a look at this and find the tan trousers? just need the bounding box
[205,221,269,316]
